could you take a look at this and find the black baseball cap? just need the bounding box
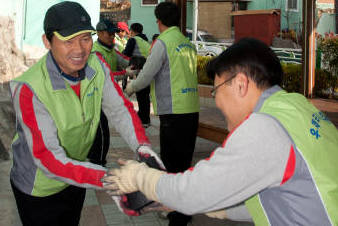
[44,1,95,41]
[96,20,119,33]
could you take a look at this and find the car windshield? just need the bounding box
[200,34,218,42]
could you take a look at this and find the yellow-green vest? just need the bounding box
[92,41,117,71]
[12,53,105,196]
[152,26,200,115]
[133,36,150,57]
[245,90,338,225]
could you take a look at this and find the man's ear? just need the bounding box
[42,34,51,50]
[235,72,249,97]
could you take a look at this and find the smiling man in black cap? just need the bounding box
[9,1,160,225]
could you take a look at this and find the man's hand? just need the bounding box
[102,159,164,201]
[110,194,173,216]
[125,66,138,79]
[125,82,135,96]
[137,146,166,170]
[205,209,227,219]
[103,159,142,194]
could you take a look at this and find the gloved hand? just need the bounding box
[125,82,135,97]
[102,159,164,201]
[111,195,140,216]
[137,146,165,170]
[205,209,227,219]
[110,194,172,216]
[125,66,138,79]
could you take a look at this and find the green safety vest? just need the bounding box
[12,53,105,196]
[133,36,150,57]
[245,90,338,225]
[152,26,200,114]
[92,41,117,71]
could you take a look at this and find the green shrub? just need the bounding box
[318,33,338,97]
[281,63,336,98]
[281,63,302,93]
[197,55,213,85]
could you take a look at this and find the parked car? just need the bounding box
[186,29,230,56]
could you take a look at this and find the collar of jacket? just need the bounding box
[46,51,95,90]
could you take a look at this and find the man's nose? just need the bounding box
[71,40,85,53]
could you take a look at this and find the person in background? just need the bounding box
[87,19,131,166]
[123,2,200,225]
[123,23,151,128]
[93,20,129,73]
[104,38,338,226]
[115,21,129,53]
[115,21,130,90]
[9,2,159,225]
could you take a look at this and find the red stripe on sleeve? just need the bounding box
[281,145,296,185]
[19,84,105,187]
[115,49,130,60]
[111,70,127,78]
[95,52,150,145]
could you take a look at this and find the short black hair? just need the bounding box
[130,23,143,34]
[46,32,54,42]
[152,33,159,41]
[155,2,180,27]
[206,38,283,89]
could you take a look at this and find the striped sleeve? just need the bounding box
[96,53,150,152]
[11,83,107,189]
[156,113,292,215]
[131,40,165,92]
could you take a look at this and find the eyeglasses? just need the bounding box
[210,75,235,98]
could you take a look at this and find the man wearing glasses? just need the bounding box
[104,38,338,225]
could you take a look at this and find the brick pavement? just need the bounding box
[79,116,251,226]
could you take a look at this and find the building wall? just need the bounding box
[129,0,165,41]
[247,0,302,33]
[198,2,232,39]
[317,13,336,35]
[247,0,336,35]
[7,0,100,49]
[186,1,232,39]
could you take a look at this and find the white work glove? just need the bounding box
[125,81,135,96]
[125,66,138,79]
[205,209,227,219]
[102,159,164,201]
[137,146,165,170]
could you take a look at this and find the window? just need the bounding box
[286,0,298,11]
[142,0,159,5]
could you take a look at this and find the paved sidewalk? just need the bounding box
[0,112,252,226]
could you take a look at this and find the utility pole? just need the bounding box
[192,0,198,42]
[302,0,316,97]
